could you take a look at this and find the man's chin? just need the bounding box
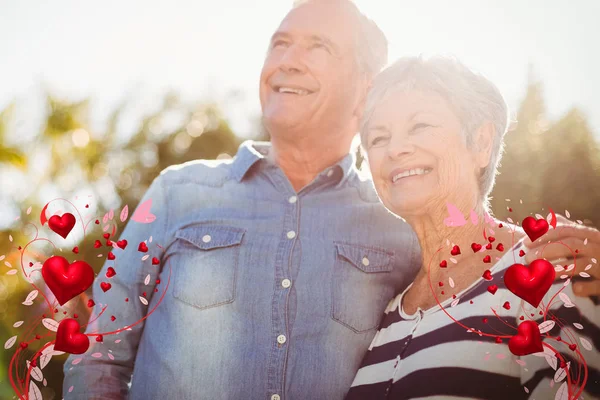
[263,113,309,133]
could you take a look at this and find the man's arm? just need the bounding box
[525,215,600,298]
[63,175,168,399]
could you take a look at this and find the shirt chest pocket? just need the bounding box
[172,225,245,310]
[331,242,396,333]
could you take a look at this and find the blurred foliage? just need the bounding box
[0,76,598,398]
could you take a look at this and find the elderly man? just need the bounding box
[63,0,600,399]
[63,1,419,399]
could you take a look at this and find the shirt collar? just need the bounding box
[231,140,357,187]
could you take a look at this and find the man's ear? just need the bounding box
[474,121,495,169]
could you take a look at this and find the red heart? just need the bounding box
[439,260,447,268]
[519,249,526,257]
[485,243,492,250]
[508,321,543,356]
[48,213,76,239]
[503,301,511,310]
[495,337,502,343]
[483,255,491,263]
[488,236,495,243]
[106,267,116,278]
[487,285,498,295]
[94,240,102,248]
[111,315,116,321]
[55,318,89,354]
[504,259,555,307]
[471,243,482,252]
[100,282,111,292]
[107,252,115,260]
[138,242,148,253]
[152,257,160,265]
[42,256,94,306]
[95,335,103,343]
[498,223,503,228]
[569,343,577,351]
[520,316,524,320]
[450,245,461,256]
[72,246,79,254]
[103,233,110,239]
[482,270,493,281]
[106,240,113,246]
[496,243,504,252]
[117,240,128,249]
[522,216,549,242]
[87,299,95,308]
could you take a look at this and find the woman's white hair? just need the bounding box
[360,55,510,209]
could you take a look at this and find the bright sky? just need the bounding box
[1,0,599,140]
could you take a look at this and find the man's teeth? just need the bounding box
[392,168,431,183]
[278,87,309,95]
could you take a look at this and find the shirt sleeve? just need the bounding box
[62,174,169,399]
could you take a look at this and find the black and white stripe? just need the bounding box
[346,242,600,399]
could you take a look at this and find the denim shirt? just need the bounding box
[63,140,420,400]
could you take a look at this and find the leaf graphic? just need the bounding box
[555,381,568,400]
[573,323,583,330]
[108,353,115,360]
[26,206,32,215]
[563,278,571,287]
[108,208,114,220]
[565,210,570,218]
[4,261,11,268]
[585,264,592,271]
[545,355,558,370]
[559,292,575,308]
[149,235,153,243]
[120,205,129,222]
[39,354,52,369]
[144,274,151,285]
[29,381,42,400]
[42,318,59,332]
[554,367,566,382]
[103,213,108,224]
[538,320,556,334]
[22,300,33,306]
[4,335,17,349]
[103,224,109,232]
[24,290,39,303]
[13,321,24,328]
[579,272,591,278]
[72,358,82,365]
[7,269,17,275]
[139,296,149,305]
[141,255,149,261]
[449,277,455,288]
[451,298,460,307]
[580,337,593,351]
[91,352,102,358]
[523,386,529,394]
[30,366,43,382]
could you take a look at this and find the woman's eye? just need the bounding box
[310,43,330,53]
[369,136,388,147]
[272,40,288,48]
[411,123,432,132]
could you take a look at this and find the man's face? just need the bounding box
[260,1,363,136]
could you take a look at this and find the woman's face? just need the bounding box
[365,89,485,217]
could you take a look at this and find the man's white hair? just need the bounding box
[360,55,510,210]
[292,0,388,78]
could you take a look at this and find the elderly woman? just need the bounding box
[345,56,600,399]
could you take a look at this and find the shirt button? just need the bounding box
[288,195,297,204]
[326,169,334,177]
[271,395,281,400]
[202,235,211,243]
[281,279,291,288]
[286,231,296,239]
[362,257,370,266]
[277,335,287,344]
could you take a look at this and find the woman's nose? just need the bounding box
[386,135,415,159]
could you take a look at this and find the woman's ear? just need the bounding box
[474,121,495,169]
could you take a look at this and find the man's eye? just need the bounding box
[310,43,330,53]
[272,40,288,48]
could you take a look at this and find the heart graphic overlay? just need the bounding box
[504,259,555,308]
[42,256,94,305]
[48,213,76,239]
[508,320,543,356]
[522,216,549,243]
[55,318,90,354]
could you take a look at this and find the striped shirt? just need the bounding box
[346,241,600,399]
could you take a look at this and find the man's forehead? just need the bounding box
[277,1,357,42]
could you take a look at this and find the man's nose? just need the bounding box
[278,44,307,74]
